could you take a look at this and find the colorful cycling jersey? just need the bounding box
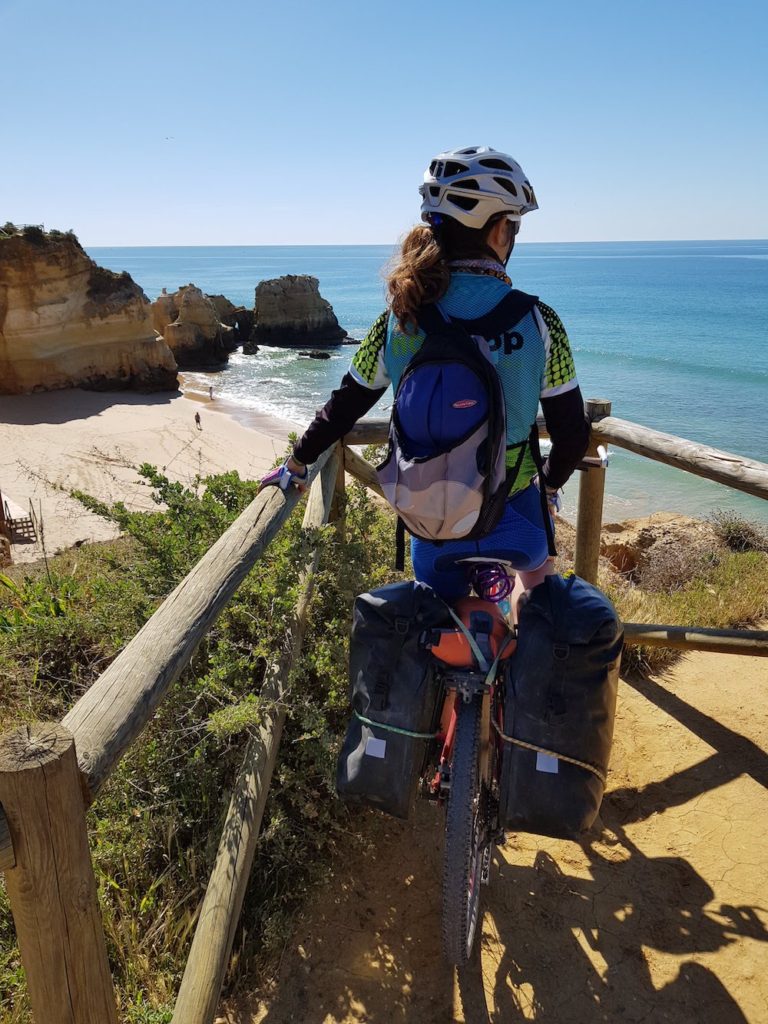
[350,272,579,493]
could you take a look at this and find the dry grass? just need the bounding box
[709,508,768,553]
[603,548,768,673]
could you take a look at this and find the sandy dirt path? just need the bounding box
[222,648,768,1024]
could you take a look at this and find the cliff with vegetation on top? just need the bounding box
[0,224,177,394]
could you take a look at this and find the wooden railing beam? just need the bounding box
[62,447,334,803]
[593,416,768,501]
[342,444,385,498]
[171,448,341,1024]
[623,623,768,657]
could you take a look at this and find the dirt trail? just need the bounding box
[222,651,768,1023]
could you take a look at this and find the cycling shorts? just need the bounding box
[410,483,550,602]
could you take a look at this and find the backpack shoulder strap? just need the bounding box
[416,303,451,335]
[447,289,539,338]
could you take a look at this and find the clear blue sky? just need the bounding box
[2,0,766,245]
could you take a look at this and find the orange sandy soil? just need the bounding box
[221,648,767,1024]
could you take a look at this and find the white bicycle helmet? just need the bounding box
[420,146,538,229]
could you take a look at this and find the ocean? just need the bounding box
[87,241,768,525]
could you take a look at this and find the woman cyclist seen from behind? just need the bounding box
[260,146,590,603]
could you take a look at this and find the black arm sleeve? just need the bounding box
[540,385,590,489]
[292,372,387,465]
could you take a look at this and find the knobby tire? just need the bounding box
[442,694,484,966]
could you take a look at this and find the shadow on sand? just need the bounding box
[250,664,767,1023]
[0,388,180,427]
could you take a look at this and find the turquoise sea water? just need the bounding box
[87,242,768,524]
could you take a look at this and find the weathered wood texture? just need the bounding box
[62,447,334,803]
[623,623,768,657]
[342,444,385,498]
[574,399,611,583]
[0,724,118,1024]
[0,804,14,870]
[331,442,346,542]
[171,448,340,1024]
[593,416,768,500]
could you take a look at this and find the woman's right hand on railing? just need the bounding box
[259,457,309,493]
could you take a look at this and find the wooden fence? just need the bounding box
[1,401,767,1023]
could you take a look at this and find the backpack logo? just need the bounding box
[453,399,478,409]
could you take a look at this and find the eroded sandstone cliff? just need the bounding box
[248,275,346,350]
[0,227,177,394]
[155,285,235,369]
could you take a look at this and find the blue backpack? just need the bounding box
[377,292,548,551]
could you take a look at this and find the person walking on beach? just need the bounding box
[260,146,589,600]
[209,386,214,401]
[195,411,202,430]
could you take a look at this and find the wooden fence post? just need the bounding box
[0,724,118,1024]
[331,441,346,542]
[574,398,611,585]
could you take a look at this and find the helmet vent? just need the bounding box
[443,160,469,176]
[454,178,479,190]
[494,176,519,197]
[429,186,440,197]
[448,194,479,212]
[456,147,480,155]
[479,158,514,171]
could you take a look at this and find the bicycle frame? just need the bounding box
[430,669,501,802]
[427,580,517,965]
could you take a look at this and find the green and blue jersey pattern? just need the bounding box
[350,273,579,494]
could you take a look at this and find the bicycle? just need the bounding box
[423,561,519,966]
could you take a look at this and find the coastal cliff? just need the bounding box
[247,275,346,350]
[0,226,177,394]
[154,285,234,369]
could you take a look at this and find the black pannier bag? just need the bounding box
[498,574,623,839]
[336,581,452,819]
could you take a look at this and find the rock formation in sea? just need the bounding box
[0,225,178,394]
[151,286,238,368]
[206,294,253,347]
[247,275,346,350]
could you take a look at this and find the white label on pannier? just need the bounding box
[536,752,559,774]
[365,736,387,759]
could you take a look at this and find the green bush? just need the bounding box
[20,224,46,245]
[0,467,400,1019]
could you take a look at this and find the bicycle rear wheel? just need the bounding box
[441,694,485,966]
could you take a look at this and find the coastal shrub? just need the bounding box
[605,547,768,672]
[634,541,715,593]
[708,508,768,554]
[0,467,399,1020]
[20,224,46,245]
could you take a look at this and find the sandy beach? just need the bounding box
[0,388,299,564]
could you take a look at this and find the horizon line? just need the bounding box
[83,237,768,249]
